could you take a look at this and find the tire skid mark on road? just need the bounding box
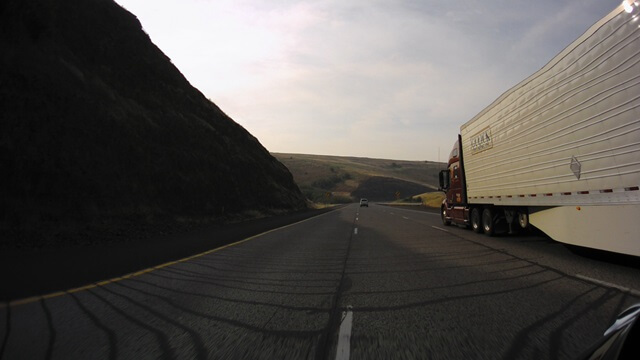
[67,292,118,360]
[128,275,329,313]
[149,267,336,296]
[86,288,177,359]
[547,288,621,359]
[1,208,342,309]
[347,275,564,313]
[347,252,515,275]
[403,210,640,303]
[347,268,550,296]
[185,260,342,276]
[0,305,10,360]
[503,286,616,359]
[110,279,325,339]
[156,265,337,288]
[40,299,56,360]
[105,283,210,360]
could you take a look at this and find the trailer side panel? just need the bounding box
[460,7,640,207]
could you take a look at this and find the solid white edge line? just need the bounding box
[335,306,353,360]
[575,274,640,298]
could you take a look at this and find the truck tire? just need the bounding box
[482,208,495,236]
[471,208,482,233]
[441,207,451,226]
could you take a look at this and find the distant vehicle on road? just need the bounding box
[359,198,368,207]
[438,5,640,257]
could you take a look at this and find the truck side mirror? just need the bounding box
[438,170,450,192]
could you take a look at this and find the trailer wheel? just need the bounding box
[441,207,451,226]
[518,212,529,229]
[482,208,495,236]
[471,208,482,233]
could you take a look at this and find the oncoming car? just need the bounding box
[359,198,368,207]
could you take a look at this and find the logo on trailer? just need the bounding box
[470,127,493,154]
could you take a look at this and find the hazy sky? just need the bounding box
[114,0,623,161]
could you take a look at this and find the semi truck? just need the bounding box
[438,3,640,257]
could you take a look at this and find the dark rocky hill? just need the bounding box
[0,0,306,248]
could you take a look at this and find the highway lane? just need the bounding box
[1,203,640,359]
[341,205,640,359]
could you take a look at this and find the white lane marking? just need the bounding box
[430,225,450,233]
[402,216,409,220]
[335,306,353,360]
[354,228,358,235]
[575,274,640,298]
[356,218,358,221]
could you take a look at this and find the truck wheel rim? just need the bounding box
[518,213,528,228]
[483,211,491,232]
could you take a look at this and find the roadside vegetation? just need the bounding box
[273,153,445,204]
[403,192,446,208]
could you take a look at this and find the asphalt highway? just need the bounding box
[1,203,639,359]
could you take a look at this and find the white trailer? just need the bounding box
[439,3,640,256]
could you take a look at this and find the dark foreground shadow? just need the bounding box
[0,206,341,301]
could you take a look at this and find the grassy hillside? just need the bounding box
[396,192,446,208]
[273,153,446,202]
[0,0,306,248]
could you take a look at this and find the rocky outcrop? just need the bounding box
[0,0,306,247]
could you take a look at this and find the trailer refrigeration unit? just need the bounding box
[438,3,640,257]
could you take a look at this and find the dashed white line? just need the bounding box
[354,228,358,235]
[402,216,409,220]
[575,274,640,297]
[430,225,450,233]
[356,218,358,221]
[335,306,353,360]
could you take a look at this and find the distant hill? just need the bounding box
[273,153,445,202]
[0,0,306,248]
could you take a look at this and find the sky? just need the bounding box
[114,0,624,161]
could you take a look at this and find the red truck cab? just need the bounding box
[439,137,469,228]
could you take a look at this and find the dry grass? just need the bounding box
[273,153,446,203]
[413,192,445,208]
